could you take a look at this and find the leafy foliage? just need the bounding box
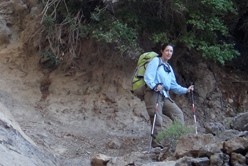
[198,43,239,64]
[37,0,241,67]
[39,51,60,69]
[38,0,142,64]
[224,117,231,129]
[92,20,140,54]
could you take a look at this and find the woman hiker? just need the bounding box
[144,43,194,148]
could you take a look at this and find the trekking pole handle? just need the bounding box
[190,82,194,103]
[190,82,194,93]
[155,83,163,92]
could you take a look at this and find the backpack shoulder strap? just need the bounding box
[157,57,163,69]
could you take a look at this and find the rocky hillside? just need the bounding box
[0,0,247,166]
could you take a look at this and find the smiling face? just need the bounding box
[161,45,173,62]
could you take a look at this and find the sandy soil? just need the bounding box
[0,40,153,165]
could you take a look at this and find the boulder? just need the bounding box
[198,142,223,157]
[91,154,111,166]
[224,136,248,154]
[209,153,229,166]
[216,129,246,141]
[204,122,225,135]
[175,133,216,158]
[230,112,248,131]
[175,156,209,166]
[231,152,247,166]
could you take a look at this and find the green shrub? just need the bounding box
[155,120,195,149]
[224,117,231,129]
[39,51,60,69]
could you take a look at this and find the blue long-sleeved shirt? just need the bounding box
[144,57,187,97]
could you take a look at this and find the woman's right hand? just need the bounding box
[156,84,163,92]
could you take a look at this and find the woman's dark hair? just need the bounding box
[158,43,174,57]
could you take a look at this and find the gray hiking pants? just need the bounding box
[144,89,185,139]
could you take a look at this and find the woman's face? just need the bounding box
[161,45,173,62]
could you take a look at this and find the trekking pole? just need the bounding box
[149,92,160,152]
[190,83,198,135]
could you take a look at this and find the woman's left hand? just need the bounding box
[187,85,194,93]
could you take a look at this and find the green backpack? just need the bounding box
[131,52,162,100]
